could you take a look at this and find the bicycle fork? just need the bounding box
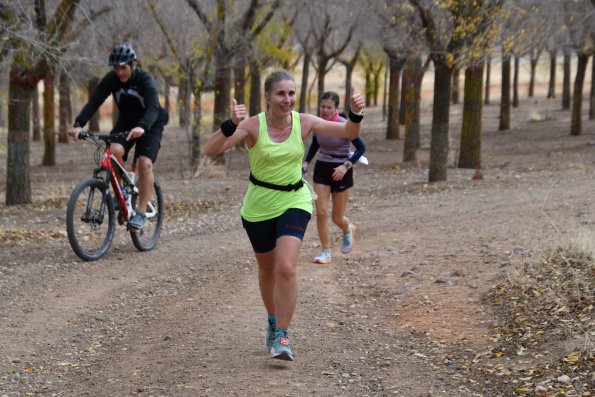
[80,180,109,226]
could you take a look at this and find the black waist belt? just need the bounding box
[249,173,304,192]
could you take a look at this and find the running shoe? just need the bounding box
[264,323,276,353]
[314,249,332,264]
[341,224,356,254]
[270,334,294,361]
[128,212,147,229]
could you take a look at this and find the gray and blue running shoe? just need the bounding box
[128,212,147,229]
[270,334,294,361]
[341,224,356,254]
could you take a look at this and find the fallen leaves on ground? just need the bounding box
[463,244,594,396]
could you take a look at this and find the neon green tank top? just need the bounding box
[240,111,312,222]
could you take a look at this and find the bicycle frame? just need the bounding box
[93,144,158,223]
[92,147,137,220]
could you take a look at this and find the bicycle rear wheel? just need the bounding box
[66,178,115,261]
[130,179,164,251]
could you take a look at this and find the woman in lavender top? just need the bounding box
[302,91,366,264]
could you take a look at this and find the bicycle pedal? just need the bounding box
[126,224,139,232]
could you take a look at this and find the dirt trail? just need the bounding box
[0,102,593,396]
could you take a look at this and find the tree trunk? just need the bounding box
[212,49,231,132]
[570,53,588,136]
[512,56,519,108]
[164,79,171,116]
[529,57,538,97]
[42,75,56,166]
[0,95,4,129]
[234,59,247,106]
[403,57,422,162]
[7,73,35,205]
[88,77,100,131]
[365,71,373,108]
[499,54,511,131]
[211,44,233,164]
[317,58,329,109]
[386,57,402,140]
[562,52,571,110]
[178,74,190,128]
[459,63,484,169]
[343,63,354,116]
[382,64,388,121]
[547,50,556,99]
[191,91,202,166]
[58,72,70,143]
[32,84,41,141]
[590,57,594,120]
[484,55,491,105]
[451,68,460,104]
[399,71,407,124]
[249,59,262,116]
[373,67,381,106]
[429,60,453,182]
[299,51,311,113]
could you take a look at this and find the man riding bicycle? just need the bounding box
[70,42,168,229]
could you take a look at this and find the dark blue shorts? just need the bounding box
[313,160,354,193]
[242,208,311,253]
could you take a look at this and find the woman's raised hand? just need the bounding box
[231,98,247,126]
[350,86,365,114]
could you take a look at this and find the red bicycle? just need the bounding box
[66,131,164,261]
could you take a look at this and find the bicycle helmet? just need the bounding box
[108,43,137,66]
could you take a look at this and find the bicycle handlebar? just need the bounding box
[79,131,129,141]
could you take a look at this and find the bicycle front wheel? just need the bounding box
[66,178,115,261]
[130,179,164,252]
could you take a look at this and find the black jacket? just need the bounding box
[74,67,167,131]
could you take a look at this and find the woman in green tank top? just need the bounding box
[204,70,365,362]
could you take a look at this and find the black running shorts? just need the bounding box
[313,160,354,193]
[242,208,311,253]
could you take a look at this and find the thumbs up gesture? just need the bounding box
[230,98,247,126]
[350,86,365,114]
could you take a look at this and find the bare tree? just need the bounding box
[300,1,357,106]
[402,56,426,162]
[562,0,594,135]
[591,56,595,120]
[33,0,82,166]
[248,9,298,115]
[369,1,416,141]
[337,45,362,115]
[499,47,512,130]
[360,48,385,108]
[562,50,572,109]
[512,55,519,107]
[410,0,503,182]
[484,54,491,104]
[186,0,282,136]
[547,49,557,99]
[231,0,281,108]
[150,1,213,166]
[4,2,40,204]
[458,3,502,170]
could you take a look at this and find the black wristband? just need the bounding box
[221,119,237,137]
[348,108,364,123]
